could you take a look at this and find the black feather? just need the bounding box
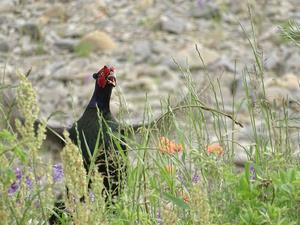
[50,71,126,224]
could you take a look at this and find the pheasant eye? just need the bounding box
[92,73,99,79]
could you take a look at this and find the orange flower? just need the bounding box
[207,143,224,156]
[165,164,175,174]
[179,191,189,204]
[159,137,183,154]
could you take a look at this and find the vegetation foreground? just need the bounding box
[1,21,300,225]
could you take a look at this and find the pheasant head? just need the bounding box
[88,65,116,110]
[93,65,116,88]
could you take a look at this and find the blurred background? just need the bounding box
[0,0,299,131]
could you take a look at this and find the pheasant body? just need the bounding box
[67,65,126,197]
[49,65,125,224]
[68,107,126,196]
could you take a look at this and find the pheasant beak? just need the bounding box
[107,74,116,87]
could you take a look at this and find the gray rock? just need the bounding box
[189,2,220,19]
[133,40,152,62]
[44,61,66,77]
[264,50,281,70]
[134,64,175,80]
[0,15,9,25]
[54,39,78,52]
[234,150,249,167]
[0,41,9,52]
[79,30,117,53]
[125,77,156,92]
[0,0,14,13]
[265,86,291,107]
[215,57,236,72]
[62,24,89,38]
[160,15,186,34]
[20,23,42,41]
[274,73,299,91]
[286,52,300,72]
[164,44,220,70]
[152,40,170,54]
[41,4,69,23]
[52,59,90,81]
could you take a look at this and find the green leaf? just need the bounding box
[14,147,28,163]
[2,168,16,185]
[244,163,251,185]
[0,129,15,142]
[280,184,293,196]
[0,84,18,90]
[162,191,189,210]
[280,20,300,47]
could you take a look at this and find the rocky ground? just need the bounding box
[1,0,300,163]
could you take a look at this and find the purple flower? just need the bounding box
[25,176,32,188]
[157,209,162,225]
[177,173,184,183]
[197,0,207,8]
[89,191,95,202]
[53,164,64,183]
[8,168,23,194]
[177,173,187,188]
[192,171,200,183]
[15,168,22,180]
[34,200,41,208]
[249,164,256,181]
[8,182,19,194]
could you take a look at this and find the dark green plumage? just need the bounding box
[67,66,126,198]
[49,66,126,224]
[68,107,126,197]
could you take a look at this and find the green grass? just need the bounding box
[280,20,300,47]
[74,42,93,57]
[1,20,300,225]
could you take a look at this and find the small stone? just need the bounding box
[265,74,300,91]
[78,30,117,53]
[234,151,248,167]
[166,44,220,70]
[293,149,300,159]
[232,138,253,165]
[40,4,68,24]
[286,52,300,72]
[152,40,170,54]
[265,86,291,106]
[125,77,156,92]
[0,0,14,13]
[80,4,107,20]
[264,50,281,70]
[0,41,9,52]
[279,73,300,91]
[54,39,78,52]
[215,57,236,72]
[135,64,176,80]
[133,40,152,62]
[190,2,220,19]
[137,0,154,10]
[59,24,87,38]
[21,23,42,41]
[160,15,185,34]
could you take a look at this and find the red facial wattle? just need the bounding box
[97,66,116,88]
[98,75,107,88]
[102,66,110,76]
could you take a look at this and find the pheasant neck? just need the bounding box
[87,82,112,115]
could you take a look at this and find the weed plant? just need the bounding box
[0,20,300,225]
